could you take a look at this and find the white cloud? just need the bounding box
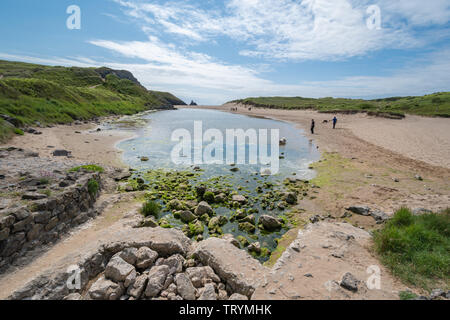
[113,0,448,61]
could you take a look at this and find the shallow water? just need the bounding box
[107,108,320,261]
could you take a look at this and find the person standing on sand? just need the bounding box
[311,119,315,134]
[333,116,337,129]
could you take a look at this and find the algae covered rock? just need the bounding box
[195,201,214,216]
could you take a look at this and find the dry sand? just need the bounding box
[3,122,133,168]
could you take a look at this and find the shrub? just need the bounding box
[141,200,161,218]
[373,208,450,290]
[69,165,104,173]
[399,291,418,300]
[88,179,99,197]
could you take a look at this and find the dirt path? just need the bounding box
[0,194,142,299]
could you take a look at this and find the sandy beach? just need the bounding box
[3,121,133,168]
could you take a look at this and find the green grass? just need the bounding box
[399,291,418,300]
[141,200,162,218]
[230,92,450,117]
[88,179,100,197]
[69,165,105,173]
[0,60,185,142]
[13,128,24,135]
[373,208,450,291]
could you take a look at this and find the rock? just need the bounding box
[371,210,390,223]
[430,289,445,300]
[105,256,135,282]
[411,208,432,216]
[279,138,287,146]
[229,293,249,300]
[22,192,47,200]
[185,266,221,284]
[124,269,137,288]
[259,215,282,231]
[52,150,71,157]
[195,201,213,216]
[145,265,170,297]
[309,215,321,223]
[127,274,148,299]
[157,254,185,274]
[283,192,297,205]
[340,272,359,292]
[63,293,82,300]
[0,215,15,229]
[167,199,184,211]
[346,206,371,216]
[195,186,206,198]
[237,236,250,247]
[222,234,240,248]
[248,242,261,254]
[241,214,255,225]
[180,210,196,223]
[414,175,423,181]
[230,167,240,172]
[238,222,256,233]
[218,289,228,300]
[89,276,124,300]
[0,228,10,241]
[136,247,158,269]
[198,283,217,300]
[140,157,149,162]
[232,195,247,204]
[139,217,158,228]
[175,273,196,300]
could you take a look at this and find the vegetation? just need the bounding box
[69,165,105,173]
[230,92,450,117]
[141,200,162,218]
[0,60,185,142]
[373,208,450,291]
[13,128,24,135]
[87,179,100,197]
[399,291,418,300]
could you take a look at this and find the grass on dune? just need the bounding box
[231,92,450,117]
[373,208,450,291]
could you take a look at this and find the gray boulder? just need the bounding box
[175,273,196,300]
[229,293,249,300]
[198,283,217,300]
[145,265,170,297]
[180,210,196,223]
[136,247,158,269]
[259,215,282,230]
[89,276,124,300]
[105,256,135,282]
[195,201,213,216]
[346,206,371,216]
[127,274,148,299]
[340,272,359,292]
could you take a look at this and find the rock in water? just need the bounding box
[195,201,213,216]
[259,215,282,231]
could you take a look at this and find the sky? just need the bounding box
[0,0,449,104]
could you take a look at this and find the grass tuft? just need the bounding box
[141,200,162,218]
[373,208,450,291]
[69,165,104,173]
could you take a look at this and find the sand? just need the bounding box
[3,122,133,168]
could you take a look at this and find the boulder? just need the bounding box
[136,247,158,269]
[175,273,196,300]
[346,206,371,216]
[195,201,213,216]
[198,283,217,300]
[105,256,135,283]
[156,254,185,274]
[371,210,390,223]
[340,272,359,292]
[89,276,124,300]
[283,192,297,205]
[145,265,170,297]
[229,293,249,300]
[248,242,261,254]
[259,215,282,231]
[238,222,256,233]
[180,210,196,223]
[52,150,71,157]
[232,195,247,204]
[127,274,148,299]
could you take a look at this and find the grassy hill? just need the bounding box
[230,92,450,118]
[0,60,185,142]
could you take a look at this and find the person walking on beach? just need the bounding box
[332,116,337,129]
[311,119,315,134]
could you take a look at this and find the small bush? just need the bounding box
[13,128,24,135]
[69,165,104,173]
[88,179,99,197]
[399,291,418,300]
[141,200,161,218]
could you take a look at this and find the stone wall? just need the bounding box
[0,172,102,272]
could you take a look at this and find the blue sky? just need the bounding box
[0,0,449,104]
